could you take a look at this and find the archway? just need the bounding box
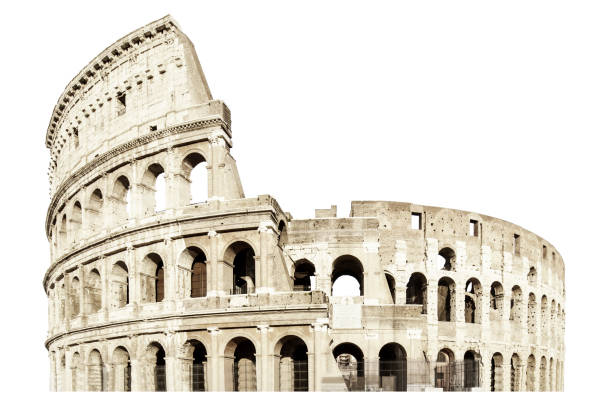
[111,346,130,392]
[87,349,104,391]
[465,278,482,323]
[510,353,521,391]
[438,247,456,271]
[110,261,129,309]
[435,348,455,391]
[182,152,208,204]
[406,272,427,314]
[71,352,83,391]
[85,269,101,315]
[225,242,256,295]
[489,282,504,321]
[490,353,503,391]
[510,285,523,323]
[225,337,257,391]
[333,342,365,391]
[144,342,166,392]
[293,259,315,291]
[463,350,480,389]
[142,253,164,303]
[379,343,407,391]
[437,277,455,322]
[275,335,308,391]
[526,354,536,391]
[385,273,396,304]
[331,255,364,296]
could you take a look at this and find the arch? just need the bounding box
[438,247,456,271]
[526,354,536,391]
[224,337,257,391]
[70,276,80,319]
[541,295,548,336]
[87,349,104,391]
[490,353,503,392]
[489,281,504,321]
[437,277,455,322]
[528,267,537,285]
[510,353,521,392]
[182,152,208,204]
[85,269,102,315]
[88,188,104,232]
[181,339,208,391]
[60,214,67,249]
[111,346,131,392]
[528,293,537,334]
[142,253,164,303]
[110,261,129,309]
[385,273,396,304]
[379,342,407,391]
[71,201,83,242]
[278,220,288,247]
[141,163,166,215]
[333,342,365,391]
[331,255,364,296]
[406,272,427,313]
[144,342,166,392]
[465,278,482,324]
[539,356,547,391]
[550,299,557,337]
[111,175,131,223]
[435,348,455,390]
[293,259,315,291]
[70,352,84,391]
[510,285,523,323]
[463,350,480,389]
[275,335,309,391]
[224,241,256,295]
[549,357,554,391]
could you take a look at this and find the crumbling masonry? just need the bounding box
[44,16,565,392]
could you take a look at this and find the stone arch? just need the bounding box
[385,273,396,304]
[224,336,257,391]
[490,352,504,391]
[110,261,129,309]
[111,175,131,223]
[278,220,288,247]
[60,214,67,249]
[541,295,548,336]
[526,354,536,391]
[539,356,547,391]
[141,162,166,215]
[438,247,456,271]
[111,346,131,392]
[293,259,315,291]
[528,266,537,285]
[87,349,104,391]
[528,293,537,334]
[489,281,504,321]
[333,342,365,391]
[549,357,555,391]
[550,299,557,337]
[406,272,427,314]
[142,253,165,303]
[69,276,80,319]
[274,335,309,392]
[331,255,364,296]
[437,277,455,322]
[178,246,208,298]
[510,353,521,391]
[85,269,102,315]
[464,278,482,324]
[510,285,523,323]
[70,351,84,391]
[435,348,455,390]
[181,151,208,205]
[224,241,256,295]
[88,188,104,232]
[143,342,166,392]
[464,350,480,389]
[180,339,208,391]
[379,342,407,391]
[71,201,83,243]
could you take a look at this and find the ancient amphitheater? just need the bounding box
[43,16,565,392]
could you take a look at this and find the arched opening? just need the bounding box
[88,189,104,233]
[142,253,164,303]
[550,300,557,338]
[60,214,67,249]
[110,261,129,309]
[549,357,554,391]
[489,282,504,321]
[293,259,315,291]
[406,272,427,314]
[183,340,208,392]
[111,175,131,223]
[87,349,104,391]
[438,247,456,271]
[144,342,166,392]
[510,353,521,391]
[70,276,80,319]
[464,278,482,324]
[385,273,396,304]
[541,295,548,336]
[463,350,480,389]
[539,356,547,391]
[224,242,256,295]
[182,152,208,204]
[528,293,537,334]
[526,354,536,391]
[85,269,101,315]
[142,163,166,215]
[331,255,364,296]
[111,346,131,392]
[333,343,365,391]
[225,337,257,391]
[178,246,207,298]
[510,285,523,323]
[528,267,537,285]
[435,349,455,391]
[278,221,288,247]
[379,343,407,391]
[71,201,82,243]
[437,277,455,322]
[490,353,503,391]
[275,336,308,391]
[71,352,83,391]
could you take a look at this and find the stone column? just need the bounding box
[307,352,315,392]
[311,319,329,391]
[502,361,512,392]
[207,231,220,296]
[78,265,86,319]
[164,238,177,306]
[257,221,275,294]
[164,331,179,392]
[207,327,221,391]
[256,324,271,391]
[126,246,139,308]
[209,133,228,200]
[49,351,57,391]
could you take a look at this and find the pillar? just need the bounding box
[207,327,221,391]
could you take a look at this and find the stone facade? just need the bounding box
[43,16,565,392]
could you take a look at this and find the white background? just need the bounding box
[0,0,610,404]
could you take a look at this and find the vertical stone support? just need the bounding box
[313,243,331,297]
[481,351,491,391]
[502,361,511,392]
[533,356,540,392]
[363,239,380,301]
[207,327,221,391]
[394,240,408,305]
[257,324,271,391]
[307,352,315,392]
[49,352,57,391]
[164,147,180,210]
[129,159,139,220]
[209,133,227,200]
[126,245,139,308]
[77,265,85,319]
[164,331,179,392]
[64,274,72,331]
[257,221,275,294]
[99,256,109,320]
[206,231,220,296]
[164,238,177,304]
[311,319,329,392]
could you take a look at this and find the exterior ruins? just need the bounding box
[43,16,565,392]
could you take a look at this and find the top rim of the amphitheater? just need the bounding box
[44,15,181,149]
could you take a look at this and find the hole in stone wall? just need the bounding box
[411,212,422,230]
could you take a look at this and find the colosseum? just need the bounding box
[43,15,565,392]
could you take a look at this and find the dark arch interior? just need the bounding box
[438,247,456,271]
[294,260,315,291]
